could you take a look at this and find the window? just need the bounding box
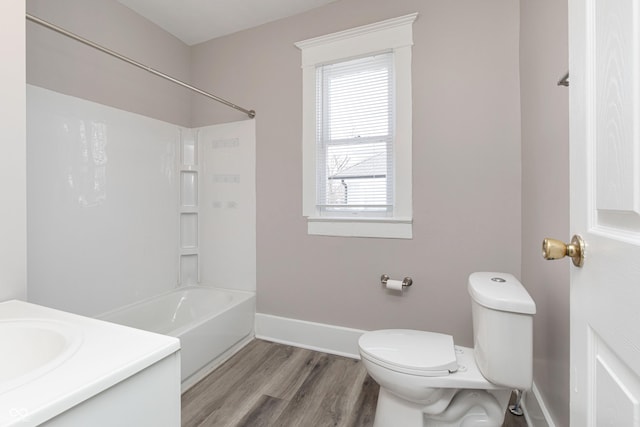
[317,53,394,217]
[296,13,416,238]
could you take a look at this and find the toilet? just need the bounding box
[358,272,536,427]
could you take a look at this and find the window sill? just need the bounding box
[306,217,412,239]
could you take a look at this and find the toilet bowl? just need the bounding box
[358,272,536,427]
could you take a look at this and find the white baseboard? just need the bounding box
[255,313,365,359]
[523,381,556,427]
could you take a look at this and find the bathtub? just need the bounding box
[99,286,255,386]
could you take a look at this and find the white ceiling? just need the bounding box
[117,0,337,46]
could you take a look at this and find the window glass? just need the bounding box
[316,53,394,216]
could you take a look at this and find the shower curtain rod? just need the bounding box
[26,13,256,119]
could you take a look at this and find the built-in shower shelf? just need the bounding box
[179,249,198,256]
[180,171,199,207]
[179,129,200,286]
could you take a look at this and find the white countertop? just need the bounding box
[0,300,180,426]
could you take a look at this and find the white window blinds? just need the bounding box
[315,52,394,217]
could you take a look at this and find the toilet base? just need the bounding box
[374,388,425,427]
[373,387,511,427]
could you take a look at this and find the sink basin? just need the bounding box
[0,319,82,394]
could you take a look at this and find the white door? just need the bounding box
[569,0,640,425]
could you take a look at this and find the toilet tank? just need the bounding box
[468,272,536,390]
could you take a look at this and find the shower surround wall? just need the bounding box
[27,85,256,316]
[198,122,256,291]
[26,0,256,316]
[178,120,257,290]
[27,85,180,316]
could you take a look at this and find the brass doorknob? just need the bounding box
[542,235,585,267]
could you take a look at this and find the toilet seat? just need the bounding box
[358,329,458,376]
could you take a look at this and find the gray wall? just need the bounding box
[26,0,192,127]
[520,0,570,425]
[191,0,522,345]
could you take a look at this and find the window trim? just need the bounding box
[296,13,417,239]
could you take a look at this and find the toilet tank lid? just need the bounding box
[468,272,536,315]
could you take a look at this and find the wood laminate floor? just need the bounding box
[181,339,527,427]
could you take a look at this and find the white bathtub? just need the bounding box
[99,286,255,385]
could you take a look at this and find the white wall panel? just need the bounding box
[198,120,256,292]
[27,85,180,316]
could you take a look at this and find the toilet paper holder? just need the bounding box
[380,274,413,287]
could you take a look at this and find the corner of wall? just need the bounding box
[0,1,27,302]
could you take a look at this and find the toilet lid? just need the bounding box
[359,329,458,376]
